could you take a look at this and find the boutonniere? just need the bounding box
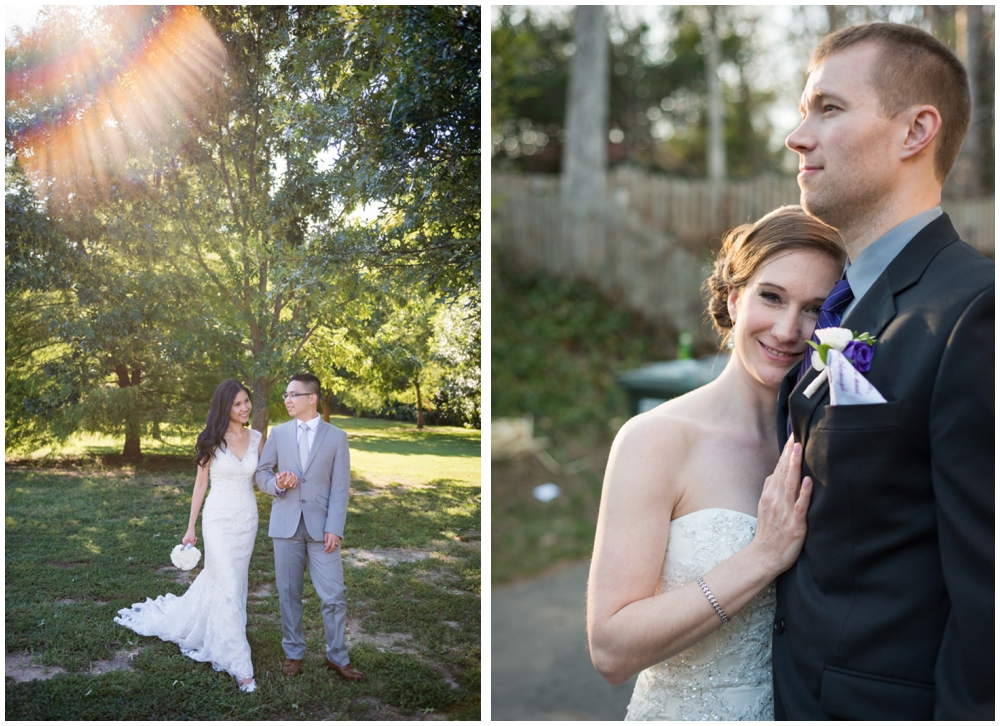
[803,328,877,398]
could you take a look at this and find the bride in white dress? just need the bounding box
[587,207,846,720]
[115,379,292,693]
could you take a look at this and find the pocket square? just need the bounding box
[827,349,887,406]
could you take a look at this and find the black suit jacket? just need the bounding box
[772,214,994,720]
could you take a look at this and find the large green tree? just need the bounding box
[6,5,481,453]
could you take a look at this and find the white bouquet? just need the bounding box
[170,543,202,571]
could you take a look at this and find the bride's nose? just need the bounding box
[773,309,800,343]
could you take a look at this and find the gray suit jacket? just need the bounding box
[255,418,351,540]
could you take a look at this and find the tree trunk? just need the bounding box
[562,5,608,204]
[251,376,271,444]
[954,5,984,195]
[826,6,846,32]
[414,379,424,430]
[706,7,726,184]
[562,5,609,277]
[117,364,143,461]
[320,395,331,423]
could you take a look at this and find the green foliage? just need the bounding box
[291,5,481,297]
[5,5,482,452]
[304,292,481,429]
[492,254,677,439]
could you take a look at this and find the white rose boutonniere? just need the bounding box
[170,543,202,571]
[804,327,878,398]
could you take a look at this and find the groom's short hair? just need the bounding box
[809,22,970,184]
[289,373,321,397]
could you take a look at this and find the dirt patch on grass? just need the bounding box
[5,653,67,682]
[343,547,436,568]
[249,583,272,599]
[56,598,108,606]
[345,617,421,655]
[5,646,145,682]
[348,696,447,721]
[88,647,143,675]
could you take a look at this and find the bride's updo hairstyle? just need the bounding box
[195,379,251,468]
[704,205,845,349]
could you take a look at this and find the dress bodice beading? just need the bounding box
[203,430,261,528]
[207,429,262,490]
[625,508,776,721]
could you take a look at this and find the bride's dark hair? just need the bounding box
[195,379,251,468]
[703,205,846,348]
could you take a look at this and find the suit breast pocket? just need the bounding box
[816,400,903,431]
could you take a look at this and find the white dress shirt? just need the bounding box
[276,414,321,493]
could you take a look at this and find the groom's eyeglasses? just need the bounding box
[282,392,311,400]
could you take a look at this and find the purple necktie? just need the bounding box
[796,278,854,384]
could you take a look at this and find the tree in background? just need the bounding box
[5,5,482,455]
[305,293,481,430]
[492,4,993,189]
[294,5,481,299]
[491,6,782,177]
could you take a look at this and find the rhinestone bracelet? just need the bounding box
[696,575,731,624]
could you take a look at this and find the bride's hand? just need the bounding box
[182,529,197,547]
[751,437,812,576]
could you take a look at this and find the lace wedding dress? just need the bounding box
[115,429,261,684]
[625,508,775,721]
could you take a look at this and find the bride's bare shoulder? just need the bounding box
[612,387,718,451]
[604,386,720,495]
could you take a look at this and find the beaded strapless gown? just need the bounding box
[115,430,261,682]
[625,508,776,721]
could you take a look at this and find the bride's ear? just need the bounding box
[726,285,740,324]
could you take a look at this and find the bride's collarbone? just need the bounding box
[224,429,253,460]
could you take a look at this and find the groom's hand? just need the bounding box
[324,533,341,553]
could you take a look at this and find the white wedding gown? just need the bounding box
[625,508,775,721]
[115,429,261,682]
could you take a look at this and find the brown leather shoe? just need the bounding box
[326,659,364,681]
[281,658,301,677]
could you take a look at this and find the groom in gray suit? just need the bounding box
[255,373,363,681]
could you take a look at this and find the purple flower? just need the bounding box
[843,340,873,372]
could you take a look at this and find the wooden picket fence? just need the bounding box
[492,170,994,336]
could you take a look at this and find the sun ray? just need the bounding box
[6,6,230,209]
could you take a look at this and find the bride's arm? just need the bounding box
[182,463,210,546]
[587,422,810,686]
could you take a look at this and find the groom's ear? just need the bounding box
[899,104,941,162]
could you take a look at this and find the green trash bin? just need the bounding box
[616,356,726,417]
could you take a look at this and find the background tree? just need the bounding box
[293,5,482,299]
[6,5,482,455]
[491,6,781,177]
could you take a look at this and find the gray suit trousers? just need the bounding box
[274,515,348,665]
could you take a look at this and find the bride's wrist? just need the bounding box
[743,539,784,580]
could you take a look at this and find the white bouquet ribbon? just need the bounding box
[170,543,202,571]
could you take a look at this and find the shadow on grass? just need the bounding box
[348,478,481,549]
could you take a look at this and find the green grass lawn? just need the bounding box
[5,417,481,720]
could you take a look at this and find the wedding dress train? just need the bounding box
[625,508,775,721]
[115,429,261,683]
